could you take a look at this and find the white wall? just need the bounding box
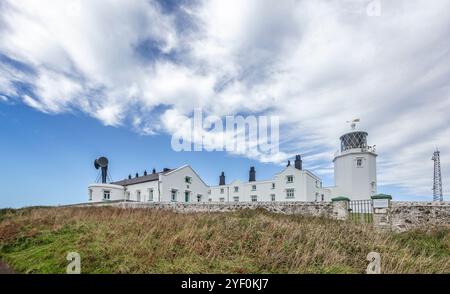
[88,184,124,202]
[124,180,160,202]
[333,150,377,200]
[159,165,210,202]
[210,166,327,202]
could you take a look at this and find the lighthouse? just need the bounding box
[333,120,377,200]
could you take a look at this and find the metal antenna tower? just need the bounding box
[432,149,443,202]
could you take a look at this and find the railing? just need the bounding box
[349,200,373,223]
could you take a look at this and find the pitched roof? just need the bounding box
[111,168,173,186]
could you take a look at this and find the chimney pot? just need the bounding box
[219,171,226,185]
[249,166,256,182]
[295,155,302,170]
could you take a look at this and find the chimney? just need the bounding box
[144,170,148,176]
[152,168,156,174]
[295,155,302,170]
[249,166,256,182]
[219,172,225,185]
[135,173,139,178]
[287,160,291,167]
[128,174,132,180]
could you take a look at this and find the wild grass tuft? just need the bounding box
[0,207,449,273]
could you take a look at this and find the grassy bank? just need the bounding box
[0,207,449,273]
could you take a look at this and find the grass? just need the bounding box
[0,206,449,274]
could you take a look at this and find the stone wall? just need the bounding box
[67,200,450,232]
[388,202,450,232]
[75,201,347,219]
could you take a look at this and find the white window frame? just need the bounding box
[271,183,275,189]
[197,194,202,202]
[356,158,363,168]
[286,175,294,184]
[234,186,239,193]
[251,185,257,191]
[251,195,257,202]
[220,188,224,194]
[136,190,141,202]
[271,194,276,201]
[219,197,225,202]
[233,196,239,202]
[88,189,93,201]
[148,188,154,201]
[286,189,295,199]
[171,189,177,202]
[103,190,111,201]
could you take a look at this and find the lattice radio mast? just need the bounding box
[432,149,443,202]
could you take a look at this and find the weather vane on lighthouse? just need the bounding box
[346,118,360,130]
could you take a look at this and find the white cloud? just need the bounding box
[0,0,449,198]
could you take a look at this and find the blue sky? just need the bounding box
[0,0,449,207]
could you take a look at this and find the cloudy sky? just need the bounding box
[0,0,449,206]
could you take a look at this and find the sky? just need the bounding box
[0,0,449,208]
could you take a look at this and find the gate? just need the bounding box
[349,200,373,223]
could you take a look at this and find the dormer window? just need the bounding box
[287,175,294,183]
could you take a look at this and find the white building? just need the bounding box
[88,128,377,203]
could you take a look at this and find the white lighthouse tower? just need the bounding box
[333,119,377,200]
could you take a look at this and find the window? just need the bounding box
[287,175,294,183]
[219,197,225,202]
[321,194,324,202]
[220,188,224,194]
[185,176,192,184]
[103,190,110,200]
[252,185,257,191]
[185,191,190,202]
[233,196,239,202]
[126,191,130,200]
[208,190,211,195]
[271,194,276,201]
[88,189,92,201]
[234,186,239,193]
[251,195,257,202]
[171,189,177,202]
[148,188,153,201]
[371,181,376,192]
[286,189,295,199]
[136,190,141,202]
[315,193,319,202]
[272,183,275,189]
[197,194,202,202]
[208,198,212,202]
[356,158,363,167]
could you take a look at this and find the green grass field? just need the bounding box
[0,207,449,273]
